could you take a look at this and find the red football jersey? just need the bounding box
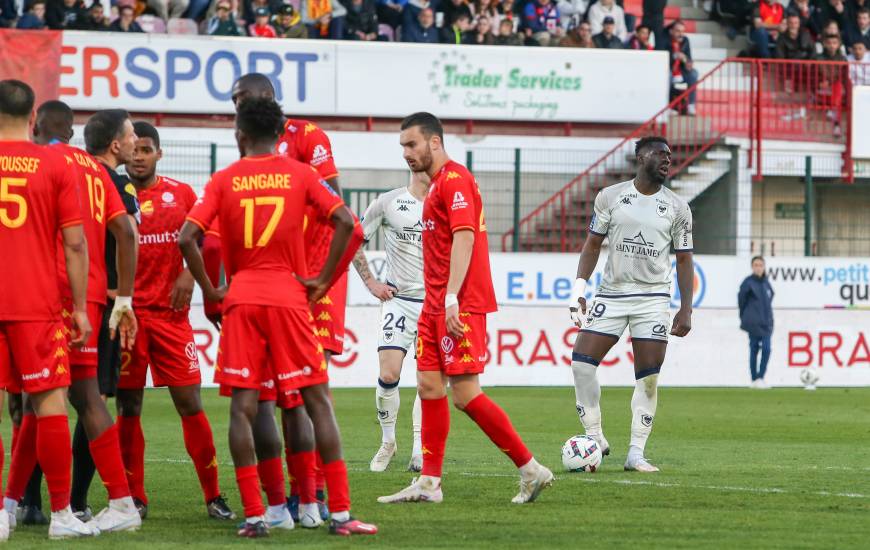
[134,175,198,313]
[186,154,345,311]
[275,119,340,275]
[421,160,497,315]
[0,141,82,320]
[54,144,127,305]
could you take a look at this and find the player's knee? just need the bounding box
[378,373,400,387]
[116,391,143,417]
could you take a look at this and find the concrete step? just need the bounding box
[693,47,728,61]
[679,6,709,19]
[691,20,722,34]
[669,0,701,7]
[685,32,712,48]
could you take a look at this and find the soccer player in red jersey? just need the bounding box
[116,122,235,521]
[0,79,96,540]
[179,97,374,537]
[3,101,141,534]
[379,113,554,505]
[231,73,343,524]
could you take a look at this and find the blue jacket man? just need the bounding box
[738,257,775,387]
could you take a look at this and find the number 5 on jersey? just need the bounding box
[0,177,27,228]
[241,196,285,248]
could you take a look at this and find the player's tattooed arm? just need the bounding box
[353,248,395,302]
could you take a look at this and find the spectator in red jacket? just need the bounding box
[249,5,277,35]
[750,0,785,57]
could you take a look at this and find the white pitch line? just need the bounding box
[144,458,868,500]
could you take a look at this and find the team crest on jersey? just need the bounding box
[277,141,289,154]
[656,203,668,217]
[162,191,175,204]
[451,191,468,211]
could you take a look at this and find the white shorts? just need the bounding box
[580,294,670,342]
[378,296,423,354]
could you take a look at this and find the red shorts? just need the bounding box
[62,301,104,381]
[311,272,347,355]
[217,380,305,409]
[416,311,488,376]
[0,319,71,393]
[215,304,327,393]
[119,314,201,389]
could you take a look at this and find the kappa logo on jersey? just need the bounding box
[304,123,317,135]
[317,311,332,321]
[460,354,474,363]
[311,144,329,166]
[458,338,472,349]
[440,336,454,354]
[451,191,468,211]
[620,196,632,205]
[398,204,409,212]
[616,231,660,258]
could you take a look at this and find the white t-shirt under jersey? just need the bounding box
[588,179,693,297]
[360,187,425,300]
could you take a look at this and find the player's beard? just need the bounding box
[414,146,433,174]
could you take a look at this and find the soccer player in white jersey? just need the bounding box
[568,136,694,473]
[352,172,429,473]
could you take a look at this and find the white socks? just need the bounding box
[332,511,350,522]
[411,392,422,456]
[518,457,541,481]
[571,359,603,438]
[109,496,137,513]
[2,498,16,517]
[376,379,400,443]
[629,373,659,458]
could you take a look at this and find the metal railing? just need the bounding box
[503,58,870,253]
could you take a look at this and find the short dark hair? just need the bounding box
[635,136,669,156]
[236,97,284,141]
[858,7,869,16]
[234,73,275,95]
[133,121,160,148]
[36,100,73,125]
[0,80,35,118]
[823,32,841,41]
[84,109,130,155]
[400,112,444,141]
[635,24,651,32]
[751,255,765,264]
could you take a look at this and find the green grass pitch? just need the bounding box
[3,387,869,549]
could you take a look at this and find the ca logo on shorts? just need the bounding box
[652,324,668,337]
[440,337,454,354]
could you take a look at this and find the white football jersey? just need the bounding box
[589,179,693,296]
[360,187,425,299]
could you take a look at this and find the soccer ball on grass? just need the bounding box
[561,435,603,472]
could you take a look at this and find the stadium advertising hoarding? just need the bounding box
[56,32,668,123]
[349,253,870,310]
[853,86,870,159]
[189,307,870,389]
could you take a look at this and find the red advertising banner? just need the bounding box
[0,29,62,110]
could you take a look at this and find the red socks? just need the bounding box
[256,457,286,506]
[286,448,299,497]
[5,413,37,500]
[117,415,147,504]
[181,411,221,503]
[10,422,20,455]
[421,397,450,477]
[235,465,264,518]
[0,435,5,501]
[321,459,350,514]
[315,452,325,492]
[89,424,131,500]
[37,415,72,512]
[291,450,317,504]
[462,394,532,468]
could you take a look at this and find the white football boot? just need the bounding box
[49,506,100,539]
[265,505,294,530]
[299,503,323,529]
[512,463,554,504]
[89,498,141,533]
[0,509,9,542]
[624,454,660,473]
[369,441,397,472]
[377,477,443,504]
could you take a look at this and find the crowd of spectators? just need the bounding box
[0,0,673,47]
[713,0,869,63]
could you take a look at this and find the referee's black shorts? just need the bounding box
[97,299,121,397]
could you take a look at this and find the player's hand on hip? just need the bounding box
[367,280,396,302]
[70,309,93,349]
[115,310,138,350]
[670,308,692,337]
[296,275,330,304]
[170,270,196,311]
[569,278,588,327]
[445,303,463,338]
[204,285,228,304]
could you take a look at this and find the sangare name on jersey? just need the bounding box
[589,179,693,297]
[360,187,424,299]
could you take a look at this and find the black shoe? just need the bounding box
[20,505,49,525]
[237,520,268,538]
[134,497,148,520]
[286,495,300,522]
[316,490,329,521]
[207,495,236,520]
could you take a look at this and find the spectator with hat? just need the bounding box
[588,0,627,41]
[208,0,244,34]
[249,5,277,36]
[593,15,624,47]
[273,3,306,37]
